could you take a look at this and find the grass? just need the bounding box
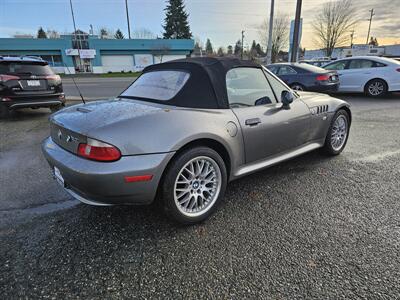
[100,72,141,78]
[59,71,141,78]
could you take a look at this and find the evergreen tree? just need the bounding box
[193,41,202,55]
[250,40,257,52]
[234,40,242,56]
[37,27,47,39]
[227,45,233,55]
[115,29,124,39]
[255,43,264,56]
[217,47,224,57]
[163,0,192,39]
[205,38,213,55]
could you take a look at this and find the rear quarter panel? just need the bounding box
[88,108,245,179]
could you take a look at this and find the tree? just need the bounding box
[234,40,242,56]
[151,42,171,63]
[312,0,358,57]
[259,13,289,62]
[46,29,59,39]
[37,27,47,39]
[217,47,224,57]
[132,28,156,39]
[193,41,202,56]
[205,38,213,55]
[115,29,124,39]
[227,45,233,55]
[369,37,379,46]
[100,28,109,39]
[163,0,192,39]
[255,43,264,56]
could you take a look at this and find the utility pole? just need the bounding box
[69,0,82,71]
[125,0,132,39]
[290,0,302,62]
[350,29,355,47]
[241,30,245,60]
[266,0,274,64]
[366,9,375,45]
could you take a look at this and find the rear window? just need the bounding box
[0,62,54,75]
[121,71,190,101]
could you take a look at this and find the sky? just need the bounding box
[0,0,399,50]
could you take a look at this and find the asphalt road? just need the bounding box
[1,83,399,299]
[62,77,135,101]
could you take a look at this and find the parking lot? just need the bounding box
[1,79,399,299]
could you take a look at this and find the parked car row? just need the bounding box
[267,56,400,97]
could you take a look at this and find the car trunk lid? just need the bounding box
[50,99,165,153]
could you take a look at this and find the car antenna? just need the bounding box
[63,62,86,104]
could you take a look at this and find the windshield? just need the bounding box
[121,70,190,101]
[0,62,54,75]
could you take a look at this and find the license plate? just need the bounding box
[54,166,65,187]
[27,80,41,87]
[331,75,338,81]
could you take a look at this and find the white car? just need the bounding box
[323,56,400,97]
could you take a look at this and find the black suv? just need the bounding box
[0,56,65,118]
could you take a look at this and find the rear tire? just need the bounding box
[321,109,350,156]
[365,79,388,97]
[0,105,11,119]
[161,146,227,224]
[290,83,305,91]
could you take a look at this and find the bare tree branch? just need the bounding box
[259,13,290,62]
[312,0,358,56]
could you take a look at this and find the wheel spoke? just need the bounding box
[173,156,222,216]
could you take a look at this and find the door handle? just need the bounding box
[245,118,261,126]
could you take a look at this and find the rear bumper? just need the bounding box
[1,94,65,109]
[308,83,339,93]
[42,137,175,205]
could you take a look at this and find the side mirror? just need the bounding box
[281,90,294,107]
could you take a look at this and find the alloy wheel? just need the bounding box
[173,156,222,218]
[368,81,385,96]
[330,115,348,151]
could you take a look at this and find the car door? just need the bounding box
[227,67,311,164]
[324,60,351,91]
[343,59,377,92]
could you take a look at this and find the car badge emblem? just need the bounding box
[57,129,62,140]
[30,75,37,79]
[66,135,72,143]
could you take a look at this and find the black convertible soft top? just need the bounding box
[142,57,261,109]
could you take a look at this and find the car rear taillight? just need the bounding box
[45,74,61,82]
[0,74,20,82]
[77,138,121,162]
[316,74,330,81]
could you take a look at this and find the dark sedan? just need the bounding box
[266,63,339,92]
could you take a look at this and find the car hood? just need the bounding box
[51,98,165,134]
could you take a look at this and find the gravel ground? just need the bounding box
[0,92,399,299]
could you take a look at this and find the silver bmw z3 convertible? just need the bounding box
[42,57,351,224]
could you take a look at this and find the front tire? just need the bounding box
[321,109,350,156]
[161,147,227,224]
[290,83,305,91]
[0,105,11,119]
[365,79,388,97]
